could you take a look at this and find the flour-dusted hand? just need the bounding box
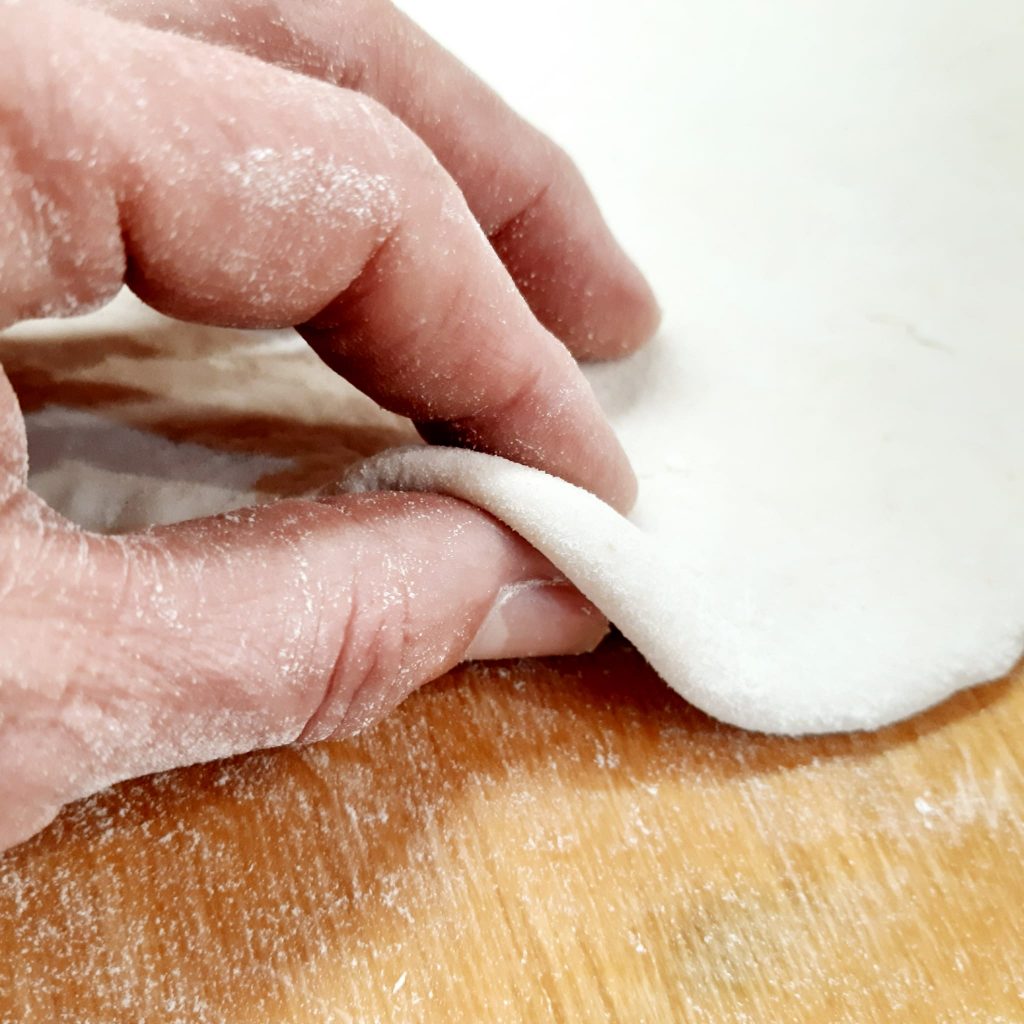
[0,0,658,851]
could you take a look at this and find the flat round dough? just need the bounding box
[345,0,1024,733]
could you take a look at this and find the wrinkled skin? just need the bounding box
[0,0,659,851]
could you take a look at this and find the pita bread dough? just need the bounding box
[344,0,1024,732]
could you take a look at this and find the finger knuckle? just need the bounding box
[302,548,419,741]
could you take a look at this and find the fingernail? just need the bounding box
[464,580,609,661]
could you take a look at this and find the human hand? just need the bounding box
[0,0,659,850]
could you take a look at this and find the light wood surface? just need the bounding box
[2,649,1023,1022]
[1,309,1022,1022]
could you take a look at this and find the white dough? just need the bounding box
[342,0,1024,732]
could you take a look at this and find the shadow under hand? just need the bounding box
[0,300,417,528]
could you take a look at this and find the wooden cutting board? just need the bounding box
[1,309,1022,1023]
[2,649,1022,1023]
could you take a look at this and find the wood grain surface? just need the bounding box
[2,649,1022,1023]
[1,306,1022,1023]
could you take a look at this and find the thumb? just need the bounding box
[0,491,605,849]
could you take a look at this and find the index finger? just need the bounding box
[3,2,636,509]
[77,0,662,360]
